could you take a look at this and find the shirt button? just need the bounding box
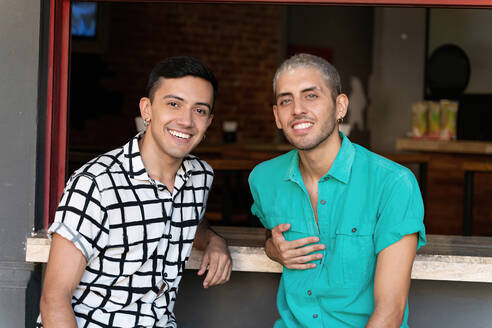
[313,314,318,319]
[307,290,312,296]
[320,199,326,205]
[164,273,168,277]
[158,185,165,191]
[352,227,357,233]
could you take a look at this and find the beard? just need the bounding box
[283,113,337,151]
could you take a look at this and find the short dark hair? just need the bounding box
[146,56,218,113]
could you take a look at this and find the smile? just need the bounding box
[168,129,191,139]
[293,122,313,130]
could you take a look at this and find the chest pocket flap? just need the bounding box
[334,222,376,287]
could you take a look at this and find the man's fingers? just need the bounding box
[289,236,321,249]
[290,253,323,265]
[215,258,230,285]
[197,254,209,276]
[286,262,318,270]
[276,238,324,256]
[278,244,324,268]
[289,243,325,257]
[205,254,232,287]
[203,259,219,288]
[223,261,232,283]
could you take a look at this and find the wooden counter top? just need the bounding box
[396,138,492,155]
[26,227,492,283]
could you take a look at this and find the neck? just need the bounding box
[298,131,342,182]
[139,133,182,188]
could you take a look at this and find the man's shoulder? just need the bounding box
[69,147,124,185]
[353,144,415,183]
[250,150,296,183]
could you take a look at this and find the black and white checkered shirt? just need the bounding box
[37,133,214,327]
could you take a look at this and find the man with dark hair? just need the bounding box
[249,53,426,327]
[38,56,231,328]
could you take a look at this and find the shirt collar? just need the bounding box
[326,132,355,184]
[176,156,195,181]
[284,132,355,185]
[122,132,195,182]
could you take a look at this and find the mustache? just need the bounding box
[289,115,315,126]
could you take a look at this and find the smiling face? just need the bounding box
[139,75,213,161]
[273,66,347,151]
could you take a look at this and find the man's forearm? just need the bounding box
[40,294,77,328]
[194,218,225,250]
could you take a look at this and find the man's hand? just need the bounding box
[197,233,232,288]
[194,218,232,288]
[265,223,325,270]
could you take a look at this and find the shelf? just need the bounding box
[396,138,492,155]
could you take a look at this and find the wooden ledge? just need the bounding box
[396,138,492,155]
[26,228,492,283]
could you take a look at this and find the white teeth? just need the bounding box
[169,130,191,139]
[293,122,313,130]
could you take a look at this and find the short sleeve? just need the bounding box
[374,170,426,254]
[248,169,272,229]
[48,173,109,261]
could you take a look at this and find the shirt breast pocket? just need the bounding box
[335,222,376,288]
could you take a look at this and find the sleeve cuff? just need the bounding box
[49,221,94,261]
[374,221,426,255]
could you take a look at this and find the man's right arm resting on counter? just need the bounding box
[264,223,325,269]
[40,233,87,328]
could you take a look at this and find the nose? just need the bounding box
[292,98,307,116]
[177,106,194,127]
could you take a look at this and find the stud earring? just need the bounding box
[337,117,344,124]
[143,118,150,127]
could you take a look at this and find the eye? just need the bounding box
[167,101,179,108]
[279,98,292,106]
[194,107,209,116]
[306,93,318,100]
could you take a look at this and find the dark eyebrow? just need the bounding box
[164,95,211,110]
[301,86,321,93]
[163,94,184,102]
[276,92,293,101]
[276,86,321,101]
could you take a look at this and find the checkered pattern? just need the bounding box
[37,133,213,327]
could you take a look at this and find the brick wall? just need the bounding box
[69,3,283,151]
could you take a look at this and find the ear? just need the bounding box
[335,94,349,121]
[273,105,283,130]
[139,97,152,121]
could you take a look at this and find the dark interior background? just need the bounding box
[68,3,491,233]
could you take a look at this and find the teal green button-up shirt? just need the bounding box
[249,133,426,328]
